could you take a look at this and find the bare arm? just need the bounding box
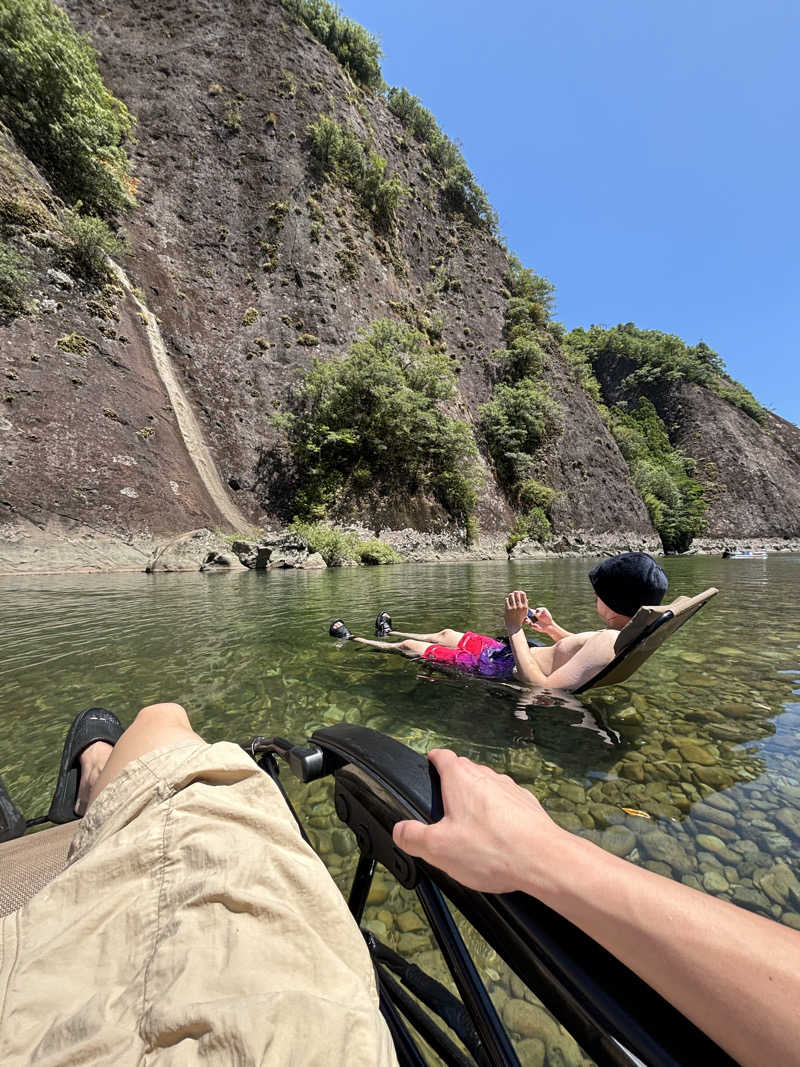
[528,607,573,642]
[393,751,800,1067]
[505,592,614,691]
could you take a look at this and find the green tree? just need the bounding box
[281,319,480,532]
[0,0,135,217]
[281,0,383,90]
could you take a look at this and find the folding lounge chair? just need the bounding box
[574,587,719,693]
[0,722,733,1066]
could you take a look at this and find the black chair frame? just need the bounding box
[243,723,736,1067]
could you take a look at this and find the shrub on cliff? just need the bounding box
[0,239,32,315]
[281,0,383,90]
[0,0,135,217]
[280,319,479,533]
[308,115,406,228]
[60,208,128,281]
[289,521,402,566]
[478,380,562,489]
[609,398,706,553]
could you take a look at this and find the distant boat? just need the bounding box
[722,548,768,559]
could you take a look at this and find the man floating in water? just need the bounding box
[329,551,668,692]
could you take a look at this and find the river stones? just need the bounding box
[677,742,718,766]
[718,701,756,718]
[754,863,800,906]
[643,860,672,877]
[396,910,424,933]
[704,792,738,813]
[781,913,800,931]
[588,802,628,828]
[502,1000,560,1045]
[516,1038,546,1067]
[730,886,771,913]
[774,807,800,839]
[550,812,583,832]
[702,870,730,893]
[600,826,636,857]
[640,830,694,873]
[555,781,586,805]
[397,932,430,954]
[618,761,645,783]
[693,766,735,790]
[695,834,741,864]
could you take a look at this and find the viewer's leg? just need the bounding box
[388,627,465,647]
[352,637,432,659]
[84,702,201,814]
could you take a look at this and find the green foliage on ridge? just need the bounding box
[60,207,128,280]
[386,87,497,231]
[0,0,135,218]
[281,0,496,232]
[280,0,383,91]
[566,323,765,423]
[280,319,480,536]
[609,398,707,553]
[307,114,406,228]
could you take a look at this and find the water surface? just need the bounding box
[2,555,799,1062]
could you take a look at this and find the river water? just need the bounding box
[2,554,799,1063]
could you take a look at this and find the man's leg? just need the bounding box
[83,702,201,814]
[352,637,432,659]
[387,627,465,647]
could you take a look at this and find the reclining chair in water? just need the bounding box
[569,587,718,694]
[0,721,733,1066]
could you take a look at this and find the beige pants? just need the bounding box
[0,741,397,1065]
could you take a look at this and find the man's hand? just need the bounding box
[392,748,562,893]
[504,589,530,634]
[528,606,554,633]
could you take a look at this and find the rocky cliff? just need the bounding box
[0,0,797,572]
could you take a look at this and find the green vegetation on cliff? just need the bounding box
[281,0,383,91]
[289,521,402,566]
[0,239,32,314]
[479,258,561,545]
[567,323,765,423]
[0,0,135,218]
[280,319,479,536]
[283,0,495,232]
[607,398,706,552]
[307,115,406,228]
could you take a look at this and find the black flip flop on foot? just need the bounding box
[374,611,392,637]
[48,707,124,824]
[329,620,353,640]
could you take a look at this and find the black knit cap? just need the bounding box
[588,552,668,618]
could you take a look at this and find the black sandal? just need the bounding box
[374,610,392,637]
[329,620,353,640]
[48,707,124,824]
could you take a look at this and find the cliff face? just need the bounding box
[590,348,800,539]
[0,0,795,569]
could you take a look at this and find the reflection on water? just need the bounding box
[1,555,800,932]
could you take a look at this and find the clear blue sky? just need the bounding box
[342,0,799,425]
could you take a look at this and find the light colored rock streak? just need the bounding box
[109,260,249,530]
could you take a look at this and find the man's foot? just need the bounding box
[48,707,125,824]
[329,620,352,640]
[75,741,114,816]
[375,610,392,637]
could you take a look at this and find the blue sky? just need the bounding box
[342,0,799,425]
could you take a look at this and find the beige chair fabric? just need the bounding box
[577,587,719,692]
[0,822,77,917]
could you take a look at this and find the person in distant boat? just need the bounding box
[329,551,669,692]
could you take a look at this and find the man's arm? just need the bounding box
[528,607,573,642]
[393,750,800,1067]
[505,592,613,691]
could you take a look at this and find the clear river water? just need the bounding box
[2,554,799,1064]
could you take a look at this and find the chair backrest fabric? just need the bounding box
[575,587,719,693]
[0,822,77,917]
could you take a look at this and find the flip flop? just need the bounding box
[329,620,353,640]
[47,707,124,824]
[374,610,392,637]
[0,772,25,842]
